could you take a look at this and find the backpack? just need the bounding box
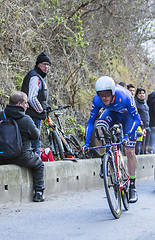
[41,148,54,162]
[0,111,22,160]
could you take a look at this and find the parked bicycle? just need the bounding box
[42,105,85,160]
[90,124,130,219]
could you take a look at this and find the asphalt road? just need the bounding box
[0,179,155,240]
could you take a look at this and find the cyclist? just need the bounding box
[82,76,141,203]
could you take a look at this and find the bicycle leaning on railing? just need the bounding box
[90,124,130,219]
[42,105,85,160]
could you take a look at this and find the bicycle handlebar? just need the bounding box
[89,142,121,150]
[47,105,70,113]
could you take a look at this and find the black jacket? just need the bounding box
[135,96,150,128]
[0,105,39,154]
[147,92,155,127]
[21,66,47,120]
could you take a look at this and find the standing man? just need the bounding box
[21,52,51,155]
[0,91,45,202]
[135,87,150,154]
[127,83,135,97]
[147,91,155,153]
[82,76,141,203]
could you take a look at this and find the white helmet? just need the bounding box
[95,76,115,95]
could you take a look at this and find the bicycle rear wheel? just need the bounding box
[67,134,85,159]
[51,131,65,160]
[121,187,129,211]
[103,152,121,219]
[118,152,129,210]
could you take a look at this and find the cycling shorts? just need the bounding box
[96,109,137,148]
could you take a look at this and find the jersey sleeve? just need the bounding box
[28,76,43,113]
[85,96,102,146]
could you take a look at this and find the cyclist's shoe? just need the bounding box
[129,187,138,203]
[33,191,45,202]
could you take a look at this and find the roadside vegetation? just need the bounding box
[0,0,154,142]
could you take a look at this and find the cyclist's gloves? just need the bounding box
[121,134,130,146]
[81,143,89,152]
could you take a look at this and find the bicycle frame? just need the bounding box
[44,111,70,156]
[90,142,130,191]
[43,105,84,160]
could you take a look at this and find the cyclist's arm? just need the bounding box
[126,96,141,137]
[28,76,44,113]
[85,98,101,146]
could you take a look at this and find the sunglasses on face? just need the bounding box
[97,90,112,98]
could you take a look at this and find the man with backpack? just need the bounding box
[0,91,45,202]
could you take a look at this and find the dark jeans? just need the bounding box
[141,127,151,154]
[0,150,44,191]
[135,141,142,155]
[31,118,41,155]
[150,127,155,153]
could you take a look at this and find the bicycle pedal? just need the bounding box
[99,173,104,179]
[63,158,78,162]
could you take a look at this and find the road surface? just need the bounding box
[0,179,155,240]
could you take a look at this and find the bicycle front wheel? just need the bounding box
[51,131,65,160]
[103,152,121,219]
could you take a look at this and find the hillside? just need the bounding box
[0,0,154,140]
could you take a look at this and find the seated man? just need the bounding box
[0,91,45,202]
[82,76,141,203]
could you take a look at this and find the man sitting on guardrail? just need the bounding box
[0,91,45,202]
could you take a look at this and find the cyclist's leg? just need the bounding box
[121,114,138,203]
[96,110,117,178]
[95,110,116,155]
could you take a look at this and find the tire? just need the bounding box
[51,131,65,160]
[118,152,129,210]
[121,188,129,211]
[103,152,121,219]
[67,134,85,159]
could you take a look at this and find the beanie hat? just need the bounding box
[36,52,51,65]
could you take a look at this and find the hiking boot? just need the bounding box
[33,191,45,202]
[129,187,138,203]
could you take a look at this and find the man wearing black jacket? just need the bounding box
[147,91,155,153]
[0,91,45,202]
[21,52,51,155]
[135,87,150,154]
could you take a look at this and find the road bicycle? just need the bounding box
[42,105,85,160]
[90,124,130,219]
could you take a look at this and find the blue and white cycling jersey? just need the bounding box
[85,85,141,146]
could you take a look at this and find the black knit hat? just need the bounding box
[36,52,51,65]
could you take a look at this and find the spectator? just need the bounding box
[135,125,144,155]
[21,52,51,155]
[127,84,144,154]
[135,87,150,154]
[147,91,155,154]
[0,91,45,202]
[119,82,127,88]
[127,84,135,97]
